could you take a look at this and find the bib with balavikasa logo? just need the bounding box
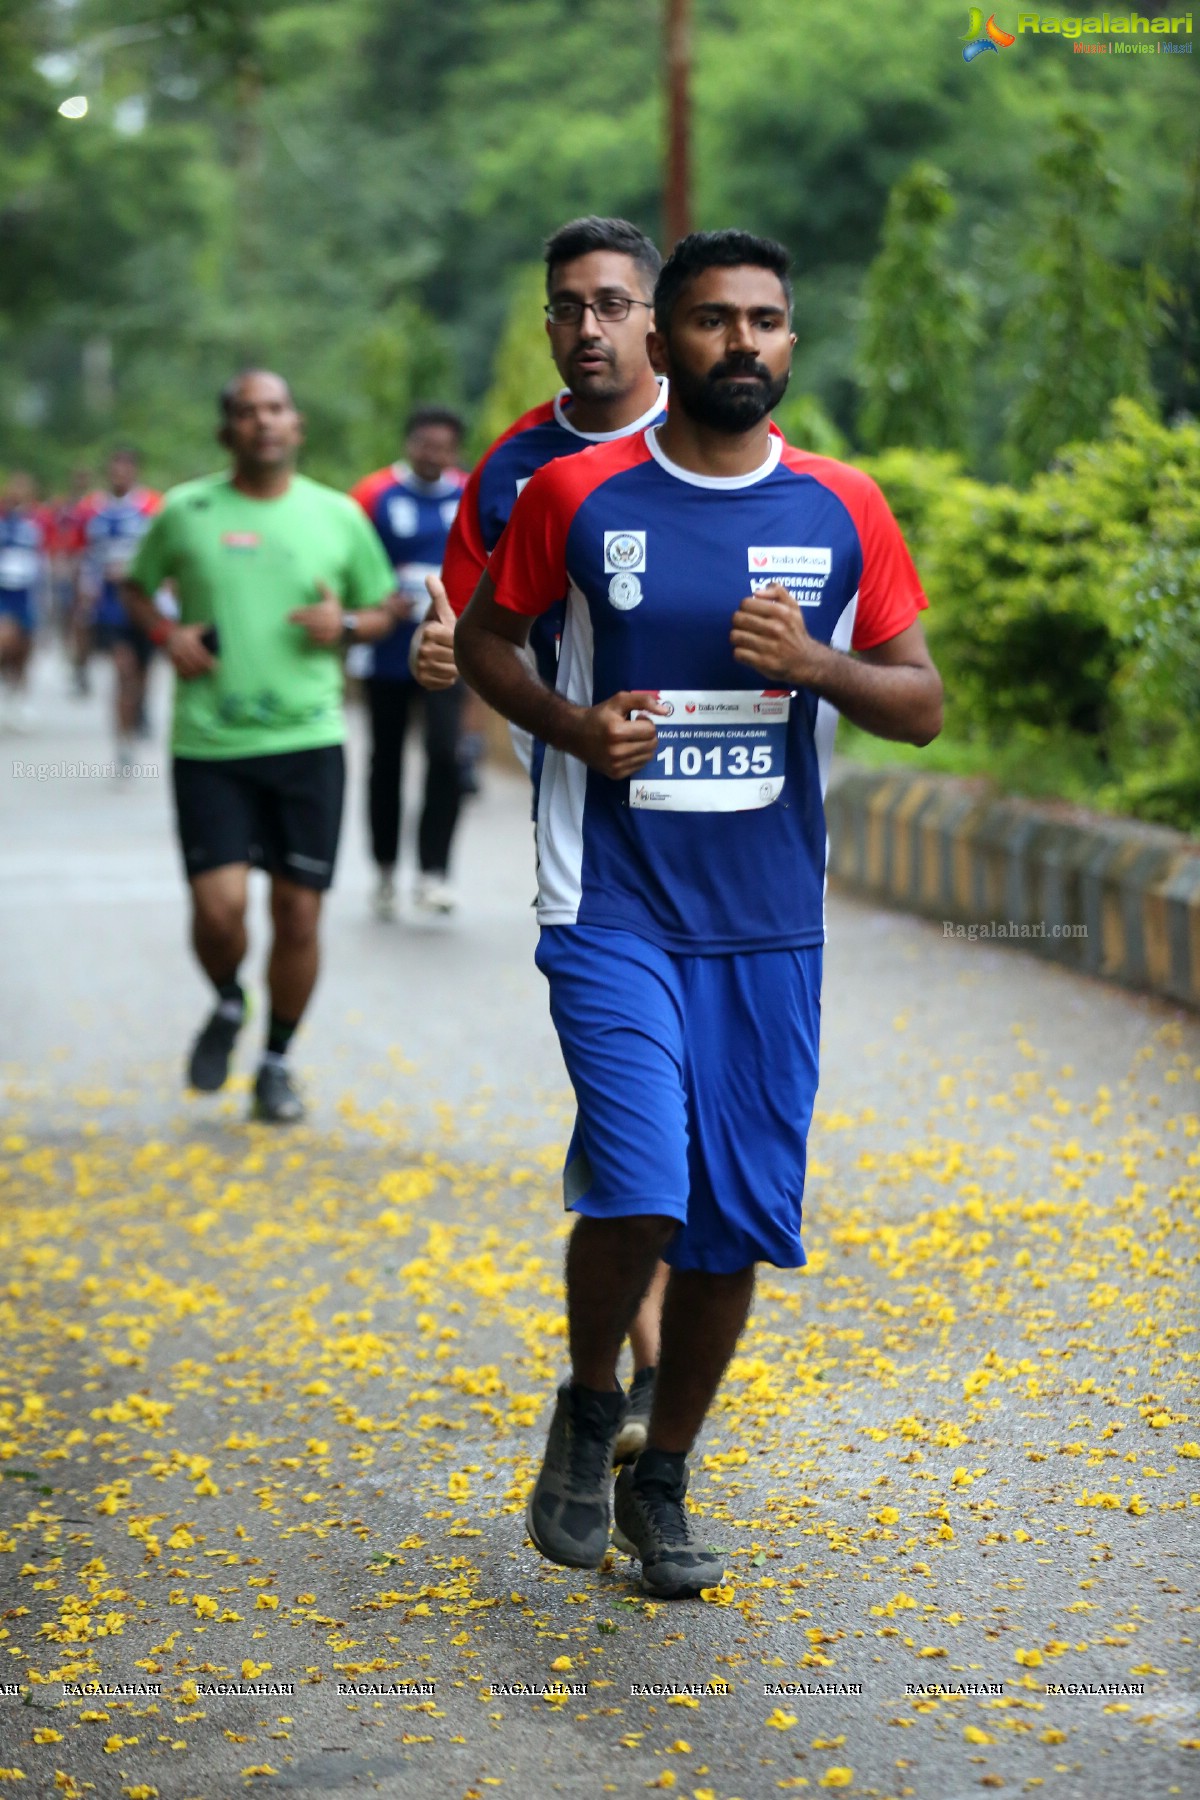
[631,690,791,812]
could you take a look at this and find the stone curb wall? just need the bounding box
[824,764,1200,1009]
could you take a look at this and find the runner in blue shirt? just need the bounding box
[414,217,671,1463]
[456,230,943,1598]
[0,472,47,731]
[80,449,161,772]
[351,407,468,917]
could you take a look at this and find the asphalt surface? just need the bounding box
[1,653,1198,1800]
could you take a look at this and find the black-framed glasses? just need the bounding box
[544,296,654,326]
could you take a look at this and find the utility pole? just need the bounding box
[664,0,692,248]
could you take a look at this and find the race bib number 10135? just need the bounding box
[630,689,791,813]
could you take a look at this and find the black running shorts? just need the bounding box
[172,744,346,890]
[94,620,155,671]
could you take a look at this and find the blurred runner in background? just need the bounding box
[0,472,48,731]
[48,467,92,668]
[80,448,161,770]
[350,406,470,918]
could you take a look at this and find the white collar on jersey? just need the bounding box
[552,377,668,443]
[389,461,462,499]
[645,422,783,490]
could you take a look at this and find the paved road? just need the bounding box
[1,655,1198,1800]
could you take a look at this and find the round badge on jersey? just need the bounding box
[608,572,643,611]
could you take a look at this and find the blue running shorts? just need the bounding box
[0,592,35,633]
[535,924,822,1275]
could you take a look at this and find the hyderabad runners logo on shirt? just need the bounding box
[747,545,832,607]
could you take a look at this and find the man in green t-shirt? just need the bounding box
[123,369,399,1122]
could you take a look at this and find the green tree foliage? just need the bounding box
[1002,114,1158,481]
[858,164,975,453]
[773,392,846,459]
[1112,415,1200,824]
[472,264,558,459]
[2,0,1198,496]
[860,403,1200,829]
[349,301,459,477]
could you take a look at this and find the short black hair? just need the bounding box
[218,369,295,424]
[543,216,662,296]
[654,230,793,331]
[405,404,464,440]
[108,444,140,464]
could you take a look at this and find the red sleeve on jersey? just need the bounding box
[349,466,395,523]
[442,401,559,617]
[441,459,491,617]
[780,448,927,651]
[487,436,651,618]
[138,488,163,518]
[485,464,574,618]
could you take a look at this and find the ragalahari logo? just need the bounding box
[962,9,1017,57]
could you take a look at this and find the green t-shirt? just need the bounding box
[130,471,396,760]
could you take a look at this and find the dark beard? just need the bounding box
[670,355,790,431]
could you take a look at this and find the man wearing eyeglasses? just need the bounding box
[414,216,666,733]
[411,214,670,1470]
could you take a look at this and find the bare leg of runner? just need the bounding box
[185,865,251,1096]
[628,1261,669,1371]
[0,618,33,725]
[191,865,249,986]
[255,878,322,1126]
[266,878,322,1024]
[645,1266,756,1455]
[609,1265,755,1597]
[566,1215,674,1392]
[112,640,144,770]
[614,1258,671,1463]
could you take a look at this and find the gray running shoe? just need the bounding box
[526,1382,625,1569]
[613,1454,728,1598]
[252,1061,305,1124]
[613,1364,656,1465]
[187,1003,244,1092]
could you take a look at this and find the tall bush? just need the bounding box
[1001,115,1158,482]
[858,165,975,455]
[861,403,1200,829]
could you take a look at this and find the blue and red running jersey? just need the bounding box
[349,463,466,679]
[84,488,160,627]
[0,508,47,627]
[441,381,669,684]
[487,425,928,954]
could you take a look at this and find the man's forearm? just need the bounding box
[348,605,400,645]
[803,643,942,746]
[456,620,584,754]
[120,581,165,638]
